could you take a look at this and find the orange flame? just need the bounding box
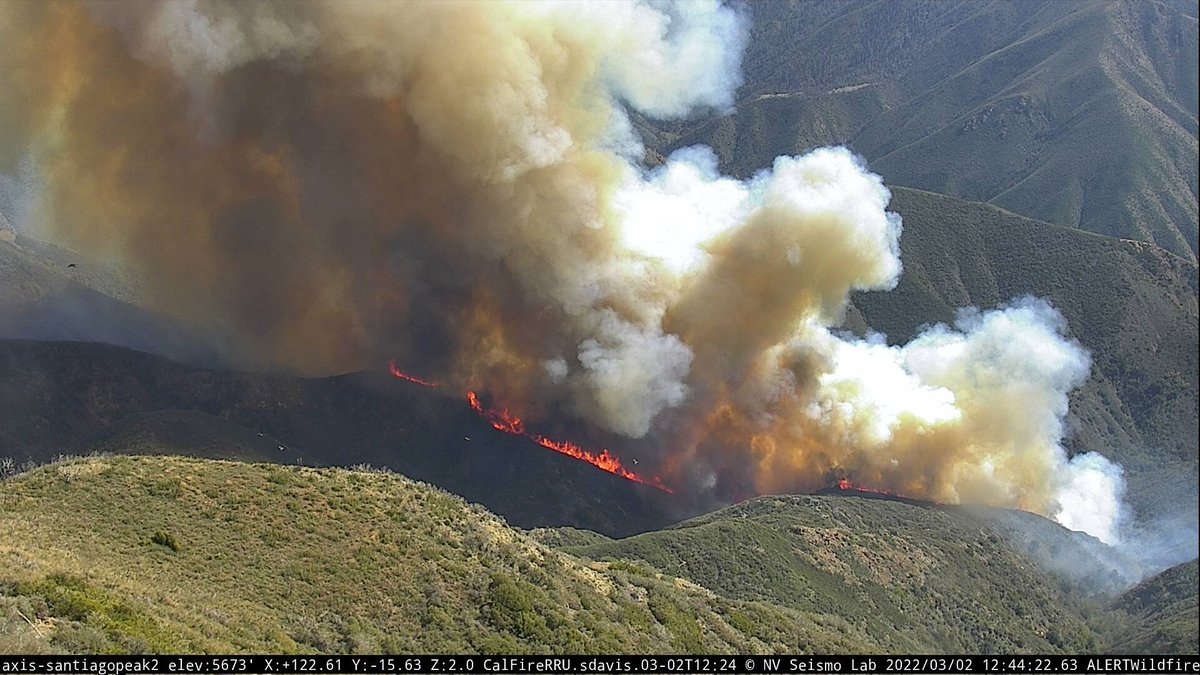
[466,390,525,434]
[466,390,672,493]
[836,477,893,496]
[835,477,942,504]
[388,362,670,492]
[388,361,438,388]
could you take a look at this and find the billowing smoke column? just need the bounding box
[0,0,1124,542]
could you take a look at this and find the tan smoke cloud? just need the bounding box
[0,0,1125,541]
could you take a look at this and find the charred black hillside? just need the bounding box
[0,339,678,536]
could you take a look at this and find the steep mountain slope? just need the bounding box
[1107,559,1199,654]
[657,0,1198,260]
[0,455,877,654]
[0,340,677,537]
[562,495,1101,654]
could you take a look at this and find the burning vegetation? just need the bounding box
[387,361,438,389]
[0,0,1126,543]
[392,365,670,492]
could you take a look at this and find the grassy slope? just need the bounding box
[662,0,1198,260]
[565,495,1101,654]
[1107,559,1199,654]
[2,456,1191,656]
[0,455,879,655]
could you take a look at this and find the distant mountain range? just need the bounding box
[641,0,1198,261]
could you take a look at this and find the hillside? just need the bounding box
[2,190,1195,559]
[0,340,678,537]
[0,455,880,654]
[1108,559,1199,654]
[652,0,1198,260]
[2,0,1195,546]
[561,495,1102,654]
[6,455,1191,656]
[0,0,1195,658]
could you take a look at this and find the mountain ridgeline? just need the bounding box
[1,455,1196,655]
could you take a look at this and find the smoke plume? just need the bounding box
[0,1,1126,541]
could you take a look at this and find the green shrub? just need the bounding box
[478,633,525,655]
[19,574,100,622]
[147,478,182,498]
[608,560,652,576]
[648,589,705,653]
[484,573,547,641]
[150,531,180,552]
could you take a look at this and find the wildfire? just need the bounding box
[387,363,671,492]
[834,477,942,504]
[836,477,893,496]
[467,391,673,493]
[388,361,438,388]
[466,391,525,434]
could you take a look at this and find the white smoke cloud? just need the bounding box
[751,296,1127,546]
[574,309,693,438]
[900,299,1096,509]
[1054,452,1126,545]
[754,149,903,301]
[93,0,320,79]
[615,146,750,275]
[578,0,748,117]
[808,333,962,449]
[543,358,569,384]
